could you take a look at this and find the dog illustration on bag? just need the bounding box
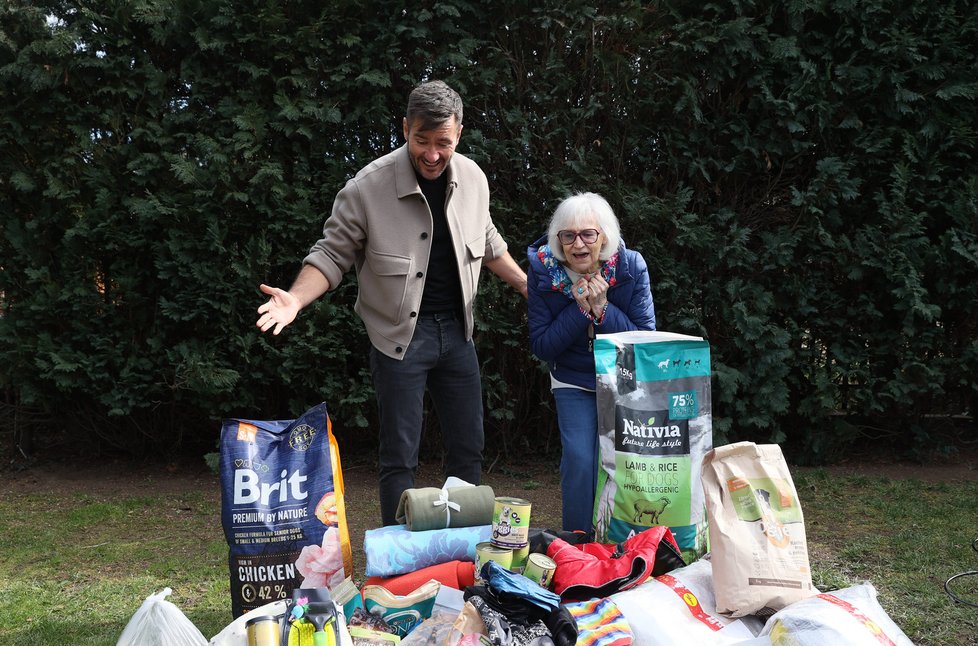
[632,496,670,525]
[755,488,790,548]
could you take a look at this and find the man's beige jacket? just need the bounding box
[303,144,509,359]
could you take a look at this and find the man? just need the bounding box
[256,80,527,525]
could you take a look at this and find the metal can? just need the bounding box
[246,615,281,646]
[510,543,531,574]
[491,496,531,549]
[524,553,557,589]
[475,541,513,581]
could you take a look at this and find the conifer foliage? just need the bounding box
[2,1,975,459]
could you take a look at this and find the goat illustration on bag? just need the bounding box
[632,496,670,525]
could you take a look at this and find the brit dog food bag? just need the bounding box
[220,402,352,617]
[593,330,712,555]
[701,441,816,617]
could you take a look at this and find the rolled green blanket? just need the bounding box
[395,485,496,530]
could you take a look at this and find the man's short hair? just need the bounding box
[407,80,463,132]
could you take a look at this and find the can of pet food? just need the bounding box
[475,541,513,581]
[491,496,531,549]
[246,615,281,646]
[524,553,557,589]
[510,543,530,573]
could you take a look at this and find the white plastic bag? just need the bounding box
[758,582,914,646]
[610,557,763,645]
[117,587,208,646]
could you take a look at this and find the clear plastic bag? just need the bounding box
[398,611,458,645]
[116,587,208,646]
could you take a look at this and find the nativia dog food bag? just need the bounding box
[593,330,712,557]
[220,402,352,617]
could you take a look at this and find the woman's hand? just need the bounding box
[586,273,609,318]
[573,277,591,310]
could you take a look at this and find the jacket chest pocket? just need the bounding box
[462,234,486,292]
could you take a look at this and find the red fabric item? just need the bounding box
[547,526,681,601]
[362,560,476,596]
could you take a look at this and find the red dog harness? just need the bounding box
[547,526,682,601]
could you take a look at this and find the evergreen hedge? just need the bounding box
[2,0,976,462]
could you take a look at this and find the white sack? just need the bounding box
[759,582,914,646]
[610,557,764,645]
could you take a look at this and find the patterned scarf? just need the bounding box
[536,244,619,298]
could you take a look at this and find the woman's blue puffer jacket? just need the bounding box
[527,235,656,390]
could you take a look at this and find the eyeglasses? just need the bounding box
[557,229,601,245]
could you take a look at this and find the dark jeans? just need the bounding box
[370,313,485,525]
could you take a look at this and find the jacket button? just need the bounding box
[416,271,424,278]
[420,232,429,240]
[395,347,403,353]
[410,311,417,317]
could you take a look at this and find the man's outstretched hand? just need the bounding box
[256,284,300,335]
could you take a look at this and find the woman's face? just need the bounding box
[558,215,605,274]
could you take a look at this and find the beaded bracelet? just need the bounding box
[593,301,609,325]
[579,302,609,325]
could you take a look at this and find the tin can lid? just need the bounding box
[494,496,531,505]
[528,553,557,567]
[245,615,281,626]
[480,545,513,554]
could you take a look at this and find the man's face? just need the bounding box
[402,115,462,181]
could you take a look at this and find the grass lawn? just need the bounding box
[0,458,975,644]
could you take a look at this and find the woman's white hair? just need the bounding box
[547,192,622,262]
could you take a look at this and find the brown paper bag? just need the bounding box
[701,441,816,617]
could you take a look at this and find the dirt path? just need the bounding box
[6,448,975,530]
[6,445,976,503]
[792,445,978,482]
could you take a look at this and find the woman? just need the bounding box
[527,192,656,532]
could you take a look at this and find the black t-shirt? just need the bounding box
[417,173,464,316]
